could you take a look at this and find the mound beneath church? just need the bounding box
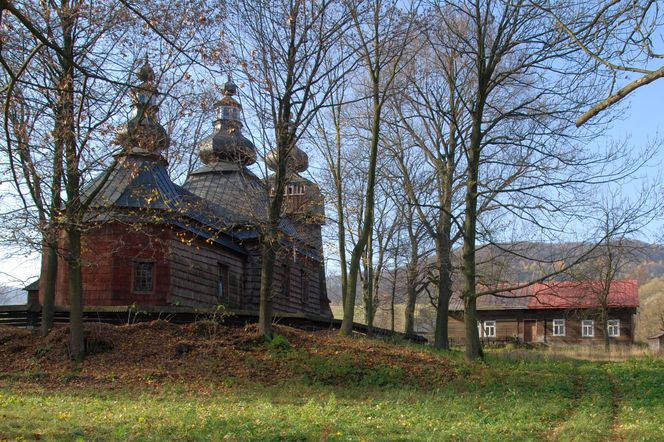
[0,321,458,390]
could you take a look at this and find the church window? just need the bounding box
[300,269,309,304]
[133,261,155,293]
[217,263,229,302]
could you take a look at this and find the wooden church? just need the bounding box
[39,60,332,320]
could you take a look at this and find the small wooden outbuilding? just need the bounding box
[647,331,664,352]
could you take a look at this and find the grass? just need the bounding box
[2,354,663,441]
[1,322,663,441]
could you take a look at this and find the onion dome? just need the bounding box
[116,56,169,154]
[199,79,257,166]
[265,145,309,173]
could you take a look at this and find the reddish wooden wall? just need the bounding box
[41,222,332,319]
[50,223,171,306]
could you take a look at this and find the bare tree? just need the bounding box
[531,0,664,126]
[427,0,643,360]
[570,189,659,351]
[339,0,420,335]
[226,0,352,337]
[1,0,224,358]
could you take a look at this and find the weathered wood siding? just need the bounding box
[168,235,245,308]
[46,221,332,319]
[270,249,326,317]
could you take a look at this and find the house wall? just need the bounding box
[448,308,636,345]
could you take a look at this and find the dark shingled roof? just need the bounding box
[82,151,246,254]
[81,152,312,257]
[84,151,185,212]
[24,280,39,291]
[184,162,268,223]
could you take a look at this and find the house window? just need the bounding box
[582,320,594,337]
[607,319,620,337]
[483,321,496,338]
[553,319,566,337]
[478,321,496,338]
[133,261,154,293]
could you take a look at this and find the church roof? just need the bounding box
[82,151,246,254]
[184,162,268,223]
[84,152,184,212]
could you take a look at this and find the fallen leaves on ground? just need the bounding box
[0,321,458,391]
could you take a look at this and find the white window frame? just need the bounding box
[607,319,620,337]
[582,320,594,338]
[553,319,566,337]
[478,320,496,338]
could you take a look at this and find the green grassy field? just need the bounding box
[1,352,663,441]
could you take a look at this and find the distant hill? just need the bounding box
[636,277,664,341]
[471,241,664,284]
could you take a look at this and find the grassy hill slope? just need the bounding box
[1,322,663,440]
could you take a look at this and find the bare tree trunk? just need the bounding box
[60,0,84,361]
[390,268,396,332]
[404,231,418,336]
[463,295,482,360]
[67,226,84,361]
[433,243,451,350]
[462,113,483,361]
[40,240,58,336]
[340,92,381,335]
[334,120,349,310]
[602,306,610,353]
[258,238,277,337]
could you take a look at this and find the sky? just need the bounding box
[1,76,664,290]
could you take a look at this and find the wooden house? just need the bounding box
[448,280,639,345]
[35,60,332,321]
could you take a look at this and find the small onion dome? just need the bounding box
[199,80,257,166]
[116,57,169,154]
[265,145,309,174]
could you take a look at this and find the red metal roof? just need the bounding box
[525,279,639,309]
[449,279,639,311]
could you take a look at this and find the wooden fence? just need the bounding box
[0,304,427,343]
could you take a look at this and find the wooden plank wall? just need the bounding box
[447,308,636,344]
[169,236,245,308]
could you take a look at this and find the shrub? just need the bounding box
[266,333,292,353]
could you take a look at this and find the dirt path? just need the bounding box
[545,364,585,442]
[545,362,622,441]
[606,368,625,442]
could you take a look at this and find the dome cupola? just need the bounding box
[265,145,309,174]
[116,56,170,154]
[199,79,257,166]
